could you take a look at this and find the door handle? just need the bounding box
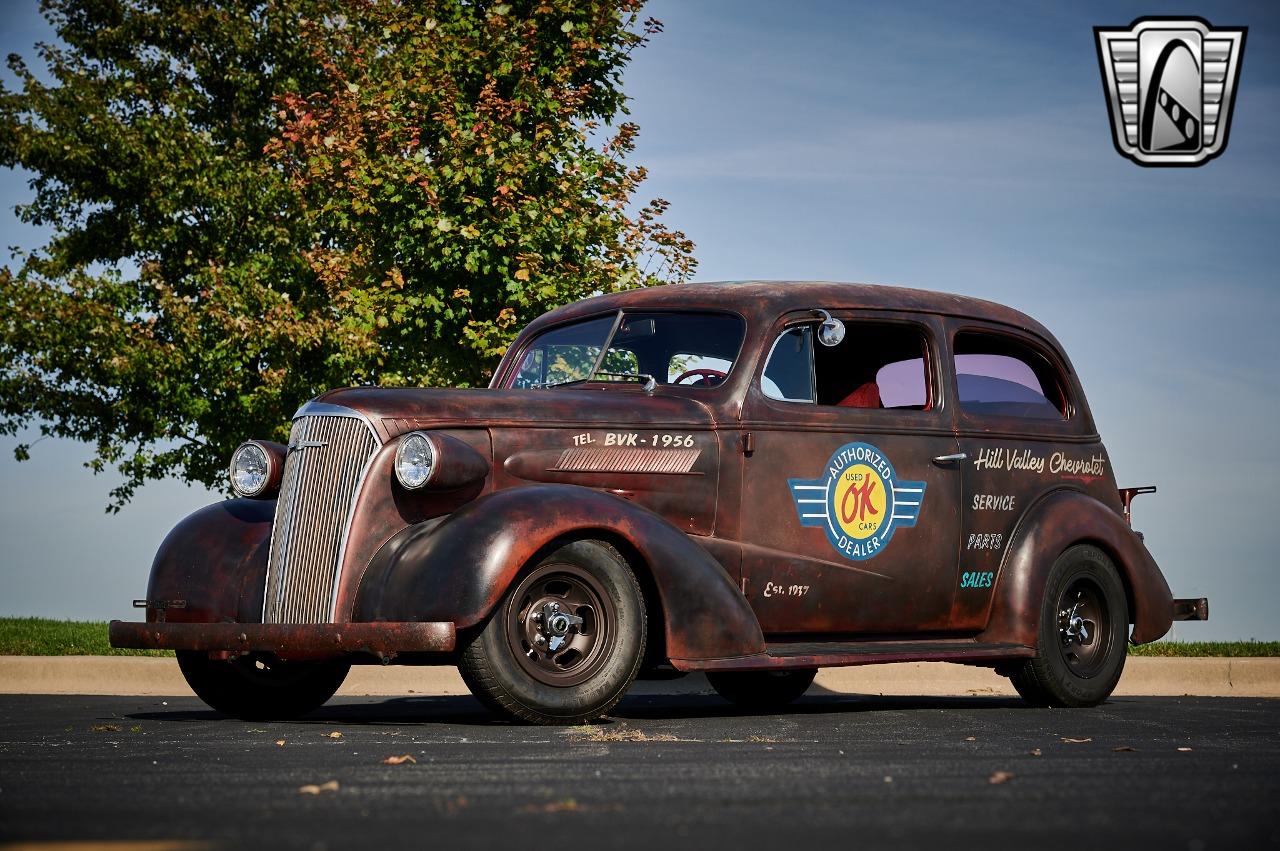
[932,452,968,466]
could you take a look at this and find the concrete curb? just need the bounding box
[1,656,1277,698]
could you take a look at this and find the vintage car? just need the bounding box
[110,281,1208,723]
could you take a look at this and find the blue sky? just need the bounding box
[2,1,1277,640]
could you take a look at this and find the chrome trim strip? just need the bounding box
[292,400,380,440]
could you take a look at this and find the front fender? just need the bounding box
[352,484,766,663]
[144,499,273,624]
[978,489,1173,646]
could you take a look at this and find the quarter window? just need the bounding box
[762,327,815,402]
[953,332,1068,420]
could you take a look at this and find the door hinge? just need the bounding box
[741,432,755,456]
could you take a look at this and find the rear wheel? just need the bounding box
[458,540,646,725]
[707,668,817,708]
[176,651,349,720]
[1008,544,1128,707]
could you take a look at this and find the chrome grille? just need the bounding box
[262,413,379,623]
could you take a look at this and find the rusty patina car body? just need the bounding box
[111,281,1207,722]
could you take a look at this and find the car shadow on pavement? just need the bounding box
[126,695,499,726]
[612,690,1028,721]
[126,689,1027,726]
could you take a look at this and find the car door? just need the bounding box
[945,322,1102,631]
[736,310,962,635]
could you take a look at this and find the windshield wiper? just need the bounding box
[536,372,657,393]
[593,372,657,393]
[534,377,591,389]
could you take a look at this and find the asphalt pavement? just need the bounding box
[0,689,1277,850]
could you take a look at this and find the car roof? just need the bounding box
[531,281,1059,345]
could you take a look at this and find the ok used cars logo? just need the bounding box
[788,442,926,561]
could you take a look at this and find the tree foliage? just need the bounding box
[0,0,695,508]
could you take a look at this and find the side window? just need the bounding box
[762,321,931,410]
[953,332,1068,420]
[812,322,930,410]
[876,358,928,408]
[762,327,815,402]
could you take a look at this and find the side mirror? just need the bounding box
[814,309,845,347]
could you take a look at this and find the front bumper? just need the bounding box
[109,620,456,660]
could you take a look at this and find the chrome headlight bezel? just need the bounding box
[394,431,437,490]
[229,441,275,498]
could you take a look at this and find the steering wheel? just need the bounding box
[673,367,729,387]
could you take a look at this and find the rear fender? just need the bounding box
[352,484,766,663]
[143,500,273,624]
[978,489,1173,646]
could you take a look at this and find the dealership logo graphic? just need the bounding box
[1094,18,1246,166]
[788,442,926,562]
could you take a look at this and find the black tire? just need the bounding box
[176,651,350,720]
[458,540,647,725]
[1008,544,1128,708]
[707,668,817,708]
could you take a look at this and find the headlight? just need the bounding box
[395,432,436,489]
[229,442,271,497]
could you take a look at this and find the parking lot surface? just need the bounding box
[1,691,1276,850]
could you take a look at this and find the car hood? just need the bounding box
[311,386,717,439]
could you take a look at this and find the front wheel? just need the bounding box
[1008,544,1128,707]
[707,668,817,708]
[176,651,350,720]
[458,540,647,725]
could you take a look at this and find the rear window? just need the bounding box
[953,332,1068,420]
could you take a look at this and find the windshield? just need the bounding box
[505,311,747,390]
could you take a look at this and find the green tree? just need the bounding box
[0,0,695,509]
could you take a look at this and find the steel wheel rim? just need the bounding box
[1057,577,1112,678]
[505,563,617,687]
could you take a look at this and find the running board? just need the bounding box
[673,639,1034,672]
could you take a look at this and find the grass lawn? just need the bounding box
[1127,641,1280,657]
[0,618,1276,658]
[0,618,172,657]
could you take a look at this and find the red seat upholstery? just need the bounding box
[838,382,881,409]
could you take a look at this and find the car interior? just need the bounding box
[762,320,930,410]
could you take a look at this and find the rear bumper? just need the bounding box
[1172,598,1209,621]
[108,620,456,659]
